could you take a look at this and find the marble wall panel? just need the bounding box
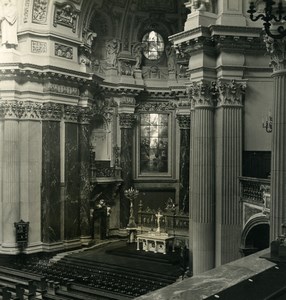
[179,129,190,213]
[41,121,61,243]
[64,123,80,239]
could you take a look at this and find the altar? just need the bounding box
[136,233,175,254]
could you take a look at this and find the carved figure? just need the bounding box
[106,38,120,67]
[0,0,18,48]
[165,44,176,72]
[133,43,145,69]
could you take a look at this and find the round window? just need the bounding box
[142,31,165,60]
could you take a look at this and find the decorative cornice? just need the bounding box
[119,113,136,128]
[176,114,191,129]
[216,79,246,107]
[264,35,286,72]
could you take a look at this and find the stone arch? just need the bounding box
[241,214,270,256]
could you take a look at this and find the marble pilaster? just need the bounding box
[119,113,136,227]
[265,36,286,240]
[40,103,62,243]
[63,106,80,241]
[177,114,191,213]
[78,108,92,244]
[19,102,42,250]
[1,101,21,251]
[215,80,246,266]
[189,81,216,275]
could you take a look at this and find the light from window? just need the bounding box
[142,31,164,60]
[140,113,168,173]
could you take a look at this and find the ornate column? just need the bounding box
[40,103,62,246]
[1,101,21,252]
[215,79,246,266]
[265,37,286,240]
[119,111,136,228]
[78,107,92,245]
[189,80,216,275]
[176,112,191,213]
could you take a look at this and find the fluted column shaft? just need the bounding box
[264,37,286,240]
[270,73,286,239]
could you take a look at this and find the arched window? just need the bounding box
[142,31,164,60]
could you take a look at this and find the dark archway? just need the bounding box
[241,222,270,256]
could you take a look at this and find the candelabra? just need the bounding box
[124,187,139,228]
[248,0,286,39]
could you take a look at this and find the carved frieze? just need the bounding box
[32,0,48,24]
[216,80,246,107]
[119,113,136,128]
[120,97,135,106]
[31,40,47,53]
[40,102,63,121]
[176,115,191,129]
[44,82,79,96]
[137,101,176,112]
[53,3,79,33]
[55,43,73,59]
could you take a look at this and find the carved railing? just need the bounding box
[90,160,121,183]
[239,176,270,205]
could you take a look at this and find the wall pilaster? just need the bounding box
[215,79,246,266]
[189,80,216,274]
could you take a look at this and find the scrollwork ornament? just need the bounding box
[264,35,286,71]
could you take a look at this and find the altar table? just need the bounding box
[136,233,175,254]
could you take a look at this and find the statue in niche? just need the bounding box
[0,0,18,49]
[105,38,120,67]
[133,42,145,70]
[165,44,176,73]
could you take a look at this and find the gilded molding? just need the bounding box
[216,79,246,107]
[176,114,191,129]
[32,0,48,24]
[119,113,136,128]
[264,35,286,71]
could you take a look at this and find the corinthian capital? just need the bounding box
[264,35,286,71]
[188,80,216,108]
[40,102,63,121]
[0,101,24,119]
[216,79,246,107]
[176,114,191,129]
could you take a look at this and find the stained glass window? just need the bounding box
[140,113,168,173]
[142,31,165,60]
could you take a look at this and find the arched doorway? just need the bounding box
[241,215,270,256]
